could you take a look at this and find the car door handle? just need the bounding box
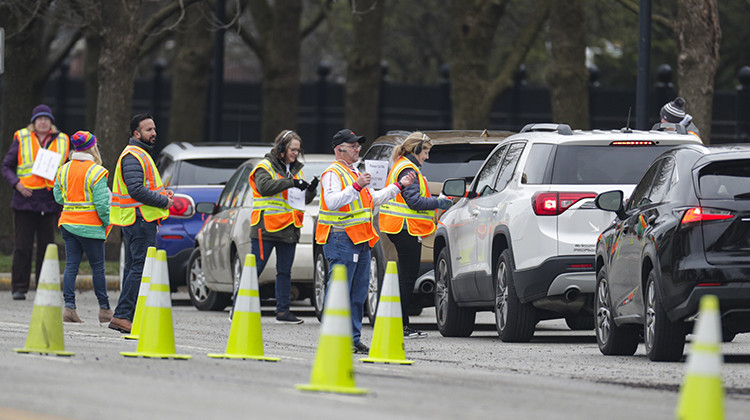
[647,215,657,224]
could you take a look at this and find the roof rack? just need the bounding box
[651,122,687,134]
[520,123,573,135]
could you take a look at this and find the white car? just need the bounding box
[434,123,703,341]
[186,154,331,310]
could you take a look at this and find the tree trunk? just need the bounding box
[168,2,213,143]
[676,0,721,143]
[345,0,385,149]
[260,0,302,142]
[547,0,589,130]
[84,32,101,130]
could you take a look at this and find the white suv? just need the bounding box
[434,123,703,341]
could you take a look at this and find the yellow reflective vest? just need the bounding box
[110,145,169,226]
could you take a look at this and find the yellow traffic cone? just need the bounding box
[296,264,367,394]
[14,244,74,356]
[676,294,724,420]
[121,250,191,359]
[123,246,156,340]
[361,261,413,365]
[208,254,280,361]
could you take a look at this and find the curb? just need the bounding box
[0,274,121,292]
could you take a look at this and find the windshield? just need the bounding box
[550,145,675,185]
[422,144,498,183]
[175,158,249,186]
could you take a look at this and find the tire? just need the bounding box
[435,247,475,337]
[187,247,231,311]
[313,247,328,321]
[366,245,385,326]
[644,269,686,361]
[495,249,536,342]
[565,314,595,331]
[595,266,639,356]
[232,252,242,298]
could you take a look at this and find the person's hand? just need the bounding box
[307,176,319,192]
[15,183,32,198]
[166,197,174,209]
[293,178,309,191]
[356,173,371,188]
[437,198,453,210]
[399,171,417,187]
[165,189,174,199]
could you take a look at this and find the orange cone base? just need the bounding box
[13,348,74,357]
[207,353,280,362]
[295,383,368,395]
[120,351,192,359]
[360,356,413,365]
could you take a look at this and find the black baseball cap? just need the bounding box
[332,129,366,148]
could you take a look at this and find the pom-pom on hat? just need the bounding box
[70,131,97,152]
[660,97,686,123]
[30,104,55,123]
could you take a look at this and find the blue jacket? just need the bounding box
[396,154,441,211]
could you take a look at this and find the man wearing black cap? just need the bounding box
[2,105,70,300]
[316,129,416,354]
[660,97,701,138]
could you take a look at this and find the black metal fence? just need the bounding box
[36,62,750,154]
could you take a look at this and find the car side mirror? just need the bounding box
[442,178,467,198]
[595,190,626,220]
[195,202,216,215]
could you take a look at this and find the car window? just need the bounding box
[550,145,675,185]
[216,167,244,212]
[647,157,675,204]
[522,143,554,184]
[494,142,526,191]
[698,159,750,199]
[232,166,254,208]
[156,156,175,186]
[627,161,660,211]
[172,158,249,186]
[473,144,508,195]
[423,143,499,185]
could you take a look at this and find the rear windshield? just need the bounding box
[174,158,249,186]
[548,145,675,185]
[422,144,497,183]
[698,159,750,199]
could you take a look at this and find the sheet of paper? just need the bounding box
[365,160,388,190]
[287,186,306,211]
[31,148,63,181]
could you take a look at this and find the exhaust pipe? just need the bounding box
[563,287,580,302]
[419,280,435,294]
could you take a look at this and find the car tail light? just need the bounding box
[169,194,195,218]
[680,207,733,224]
[610,140,655,146]
[532,192,597,216]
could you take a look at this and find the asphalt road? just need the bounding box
[1,290,749,420]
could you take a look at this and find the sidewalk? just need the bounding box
[0,273,121,291]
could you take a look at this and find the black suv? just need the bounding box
[595,144,750,361]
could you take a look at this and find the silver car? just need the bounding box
[187,154,332,311]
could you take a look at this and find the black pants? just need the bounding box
[12,210,58,293]
[387,230,422,326]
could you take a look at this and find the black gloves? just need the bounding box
[437,198,453,210]
[307,176,320,192]
[293,178,309,191]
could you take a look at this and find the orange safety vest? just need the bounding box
[57,160,109,227]
[315,161,379,247]
[248,158,305,232]
[379,157,436,237]
[16,128,70,189]
[110,145,169,226]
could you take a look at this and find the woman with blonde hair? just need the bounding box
[54,131,112,323]
[379,132,452,338]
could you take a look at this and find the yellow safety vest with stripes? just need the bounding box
[379,157,436,236]
[248,158,305,232]
[16,128,69,189]
[57,160,109,227]
[110,145,169,226]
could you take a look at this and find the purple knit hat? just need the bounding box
[30,104,55,123]
[70,131,97,152]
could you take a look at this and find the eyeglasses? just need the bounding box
[339,144,361,150]
[287,147,301,153]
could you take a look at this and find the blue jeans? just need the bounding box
[322,232,371,346]
[114,217,157,320]
[251,238,296,313]
[61,226,109,310]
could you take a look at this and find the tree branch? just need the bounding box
[135,0,206,47]
[612,0,676,34]
[242,0,274,40]
[43,27,83,81]
[301,0,333,39]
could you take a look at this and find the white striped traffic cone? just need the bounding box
[123,246,156,340]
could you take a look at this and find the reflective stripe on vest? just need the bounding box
[248,159,304,232]
[379,157,436,236]
[315,161,378,246]
[110,145,168,226]
[16,128,69,189]
[57,160,109,227]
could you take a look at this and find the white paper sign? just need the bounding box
[365,160,388,190]
[287,187,306,211]
[31,148,63,181]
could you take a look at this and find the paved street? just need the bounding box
[1,290,749,420]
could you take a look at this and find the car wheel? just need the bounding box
[313,247,328,321]
[435,247,475,337]
[644,269,686,361]
[595,266,639,355]
[232,252,242,297]
[365,245,385,326]
[565,314,594,331]
[495,249,536,342]
[187,247,231,311]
